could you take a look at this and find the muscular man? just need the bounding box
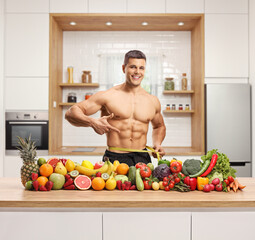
[65,50,166,166]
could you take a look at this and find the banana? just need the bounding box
[106,161,114,176]
[75,160,110,177]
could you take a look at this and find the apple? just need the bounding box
[94,161,104,169]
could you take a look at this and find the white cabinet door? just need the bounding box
[5,77,49,110]
[5,14,49,77]
[192,212,255,240]
[166,0,204,13]
[103,212,191,240]
[205,14,248,78]
[127,0,165,13]
[5,0,49,13]
[205,0,248,14]
[4,156,22,177]
[50,0,88,13]
[89,0,126,13]
[0,212,102,240]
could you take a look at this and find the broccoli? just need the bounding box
[182,159,202,176]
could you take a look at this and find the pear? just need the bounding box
[54,161,67,175]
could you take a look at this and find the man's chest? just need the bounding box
[104,94,156,123]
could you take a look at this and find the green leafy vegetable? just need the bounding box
[201,149,236,180]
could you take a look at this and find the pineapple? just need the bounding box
[17,136,39,187]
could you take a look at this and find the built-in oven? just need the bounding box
[6,111,48,150]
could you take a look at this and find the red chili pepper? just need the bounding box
[200,154,218,177]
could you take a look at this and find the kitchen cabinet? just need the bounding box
[5,77,48,110]
[4,156,21,177]
[5,14,49,77]
[192,212,255,240]
[205,14,248,78]
[127,0,165,13]
[205,0,248,14]
[0,212,102,240]
[5,0,49,13]
[166,0,204,13]
[89,0,126,13]
[50,0,88,13]
[103,212,191,240]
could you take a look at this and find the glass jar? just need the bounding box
[179,104,183,110]
[85,92,92,100]
[181,73,187,90]
[185,104,190,110]
[166,104,170,111]
[172,104,176,110]
[164,78,175,90]
[82,71,92,83]
[67,92,77,103]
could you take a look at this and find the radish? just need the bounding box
[203,184,211,192]
[212,178,220,186]
[215,184,223,192]
[209,183,215,191]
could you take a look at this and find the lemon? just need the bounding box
[105,177,117,190]
[82,160,94,169]
[65,159,75,172]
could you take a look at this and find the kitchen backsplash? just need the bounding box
[62,31,191,147]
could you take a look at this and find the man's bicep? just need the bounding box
[151,112,165,129]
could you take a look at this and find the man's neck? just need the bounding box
[122,82,142,94]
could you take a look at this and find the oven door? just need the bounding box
[6,120,49,150]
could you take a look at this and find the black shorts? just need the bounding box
[102,149,151,167]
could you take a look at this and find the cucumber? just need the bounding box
[189,160,210,178]
[136,168,144,191]
[128,166,136,185]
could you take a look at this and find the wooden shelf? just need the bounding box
[59,83,99,87]
[59,102,75,106]
[163,90,194,94]
[163,110,194,113]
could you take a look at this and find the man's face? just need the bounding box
[122,58,146,87]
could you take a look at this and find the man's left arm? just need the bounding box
[151,96,166,158]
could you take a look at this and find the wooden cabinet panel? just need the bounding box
[0,212,102,240]
[5,0,49,13]
[205,14,248,77]
[205,0,248,14]
[103,212,191,240]
[50,0,88,13]
[166,0,204,13]
[89,0,126,13]
[127,0,165,13]
[192,212,255,240]
[5,14,49,77]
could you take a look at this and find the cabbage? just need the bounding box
[152,164,171,181]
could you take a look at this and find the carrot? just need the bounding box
[233,179,239,192]
[227,186,231,192]
[229,182,234,188]
[236,180,246,190]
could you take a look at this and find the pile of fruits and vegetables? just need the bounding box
[19,136,246,193]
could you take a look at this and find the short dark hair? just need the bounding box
[124,50,146,65]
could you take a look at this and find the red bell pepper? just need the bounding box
[200,154,218,177]
[184,176,197,191]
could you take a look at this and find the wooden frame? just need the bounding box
[49,13,204,156]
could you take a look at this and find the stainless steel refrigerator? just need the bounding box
[205,84,251,177]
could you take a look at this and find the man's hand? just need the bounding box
[91,113,120,135]
[152,145,165,159]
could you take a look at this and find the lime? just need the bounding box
[25,180,33,190]
[37,158,47,166]
[70,170,79,178]
[82,160,94,169]
[101,173,110,181]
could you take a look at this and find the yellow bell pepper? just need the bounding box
[170,158,182,165]
[197,177,209,191]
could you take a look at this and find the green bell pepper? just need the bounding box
[158,159,170,167]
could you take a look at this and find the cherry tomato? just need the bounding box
[228,176,234,183]
[224,179,230,186]
[169,183,175,189]
[170,180,175,185]
[173,173,178,178]
[174,177,181,183]
[163,177,168,182]
[164,186,170,191]
[180,173,185,178]
[163,181,168,187]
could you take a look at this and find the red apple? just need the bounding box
[94,161,104,169]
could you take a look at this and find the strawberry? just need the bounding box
[64,184,75,190]
[116,180,122,190]
[122,183,126,191]
[32,180,39,191]
[125,181,131,190]
[130,185,136,190]
[96,172,102,177]
[31,173,38,181]
[64,178,74,188]
[65,174,71,181]
[39,185,47,191]
[45,181,53,191]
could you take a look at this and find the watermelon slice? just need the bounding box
[74,175,91,190]
[47,158,60,170]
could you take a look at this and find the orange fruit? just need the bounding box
[116,163,129,175]
[37,176,48,187]
[39,164,53,177]
[91,177,105,191]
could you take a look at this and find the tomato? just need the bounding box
[140,166,152,178]
[143,180,152,190]
[224,179,230,186]
[169,183,175,189]
[170,180,175,185]
[135,162,147,170]
[163,181,168,187]
[163,177,168,182]
[228,176,234,183]
[173,173,178,178]
[170,161,182,173]
[179,173,185,178]
[164,186,170,191]
[174,177,181,183]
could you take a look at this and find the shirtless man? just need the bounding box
[65,50,166,166]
